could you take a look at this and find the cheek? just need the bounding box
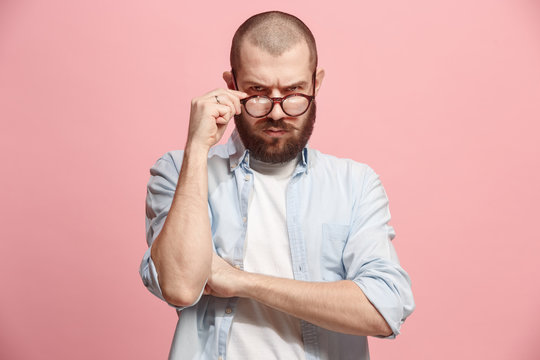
[235,113,259,134]
[292,115,308,129]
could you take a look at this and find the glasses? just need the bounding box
[232,70,316,118]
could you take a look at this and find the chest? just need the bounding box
[209,168,355,281]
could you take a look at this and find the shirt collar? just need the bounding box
[227,129,310,174]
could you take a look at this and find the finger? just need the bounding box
[208,89,247,115]
[211,94,238,116]
[211,105,234,125]
[228,89,248,98]
[214,91,245,115]
[209,88,247,98]
[226,89,248,114]
[225,90,245,115]
[215,116,228,125]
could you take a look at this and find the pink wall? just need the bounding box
[1,0,539,359]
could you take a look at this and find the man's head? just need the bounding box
[223,11,325,163]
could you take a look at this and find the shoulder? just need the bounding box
[308,148,378,184]
[149,143,233,192]
[148,150,183,180]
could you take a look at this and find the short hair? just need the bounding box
[230,11,318,72]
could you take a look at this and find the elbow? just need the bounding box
[376,319,394,337]
[153,264,209,307]
[368,305,395,337]
[161,285,203,308]
[350,314,393,337]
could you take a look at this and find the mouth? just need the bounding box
[263,128,288,137]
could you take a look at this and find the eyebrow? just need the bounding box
[285,80,309,88]
[243,80,309,89]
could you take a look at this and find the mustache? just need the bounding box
[258,118,295,131]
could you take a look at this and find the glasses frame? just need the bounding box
[232,69,316,118]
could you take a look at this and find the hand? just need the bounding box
[204,253,245,298]
[187,89,247,151]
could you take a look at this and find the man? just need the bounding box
[140,11,414,360]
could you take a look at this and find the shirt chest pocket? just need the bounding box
[320,223,349,281]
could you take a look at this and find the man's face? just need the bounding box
[233,41,317,163]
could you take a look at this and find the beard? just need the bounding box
[234,101,316,164]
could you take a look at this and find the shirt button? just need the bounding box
[242,216,247,223]
[234,264,241,269]
[218,356,223,360]
[225,307,232,314]
[244,174,250,181]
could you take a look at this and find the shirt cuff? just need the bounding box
[351,265,415,339]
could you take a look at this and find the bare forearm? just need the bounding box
[151,143,212,306]
[238,274,392,337]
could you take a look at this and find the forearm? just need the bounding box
[238,274,392,337]
[151,143,212,306]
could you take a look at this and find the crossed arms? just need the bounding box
[147,88,405,338]
[150,141,392,337]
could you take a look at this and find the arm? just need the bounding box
[206,254,392,336]
[146,89,247,307]
[205,165,414,335]
[149,144,212,307]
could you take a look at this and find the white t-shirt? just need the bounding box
[227,155,306,360]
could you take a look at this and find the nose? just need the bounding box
[267,98,287,120]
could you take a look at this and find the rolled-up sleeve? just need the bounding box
[343,166,415,338]
[139,154,186,310]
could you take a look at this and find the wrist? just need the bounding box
[235,271,259,298]
[184,140,210,157]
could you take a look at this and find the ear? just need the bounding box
[314,68,325,97]
[223,71,236,90]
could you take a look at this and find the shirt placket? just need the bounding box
[217,158,253,360]
[287,167,320,360]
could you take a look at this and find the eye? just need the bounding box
[286,86,300,92]
[251,86,265,92]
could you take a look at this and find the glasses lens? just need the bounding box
[245,97,272,117]
[283,95,309,116]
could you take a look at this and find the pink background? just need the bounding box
[1,0,539,359]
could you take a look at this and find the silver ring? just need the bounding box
[215,95,220,104]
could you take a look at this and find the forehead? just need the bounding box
[236,41,313,85]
